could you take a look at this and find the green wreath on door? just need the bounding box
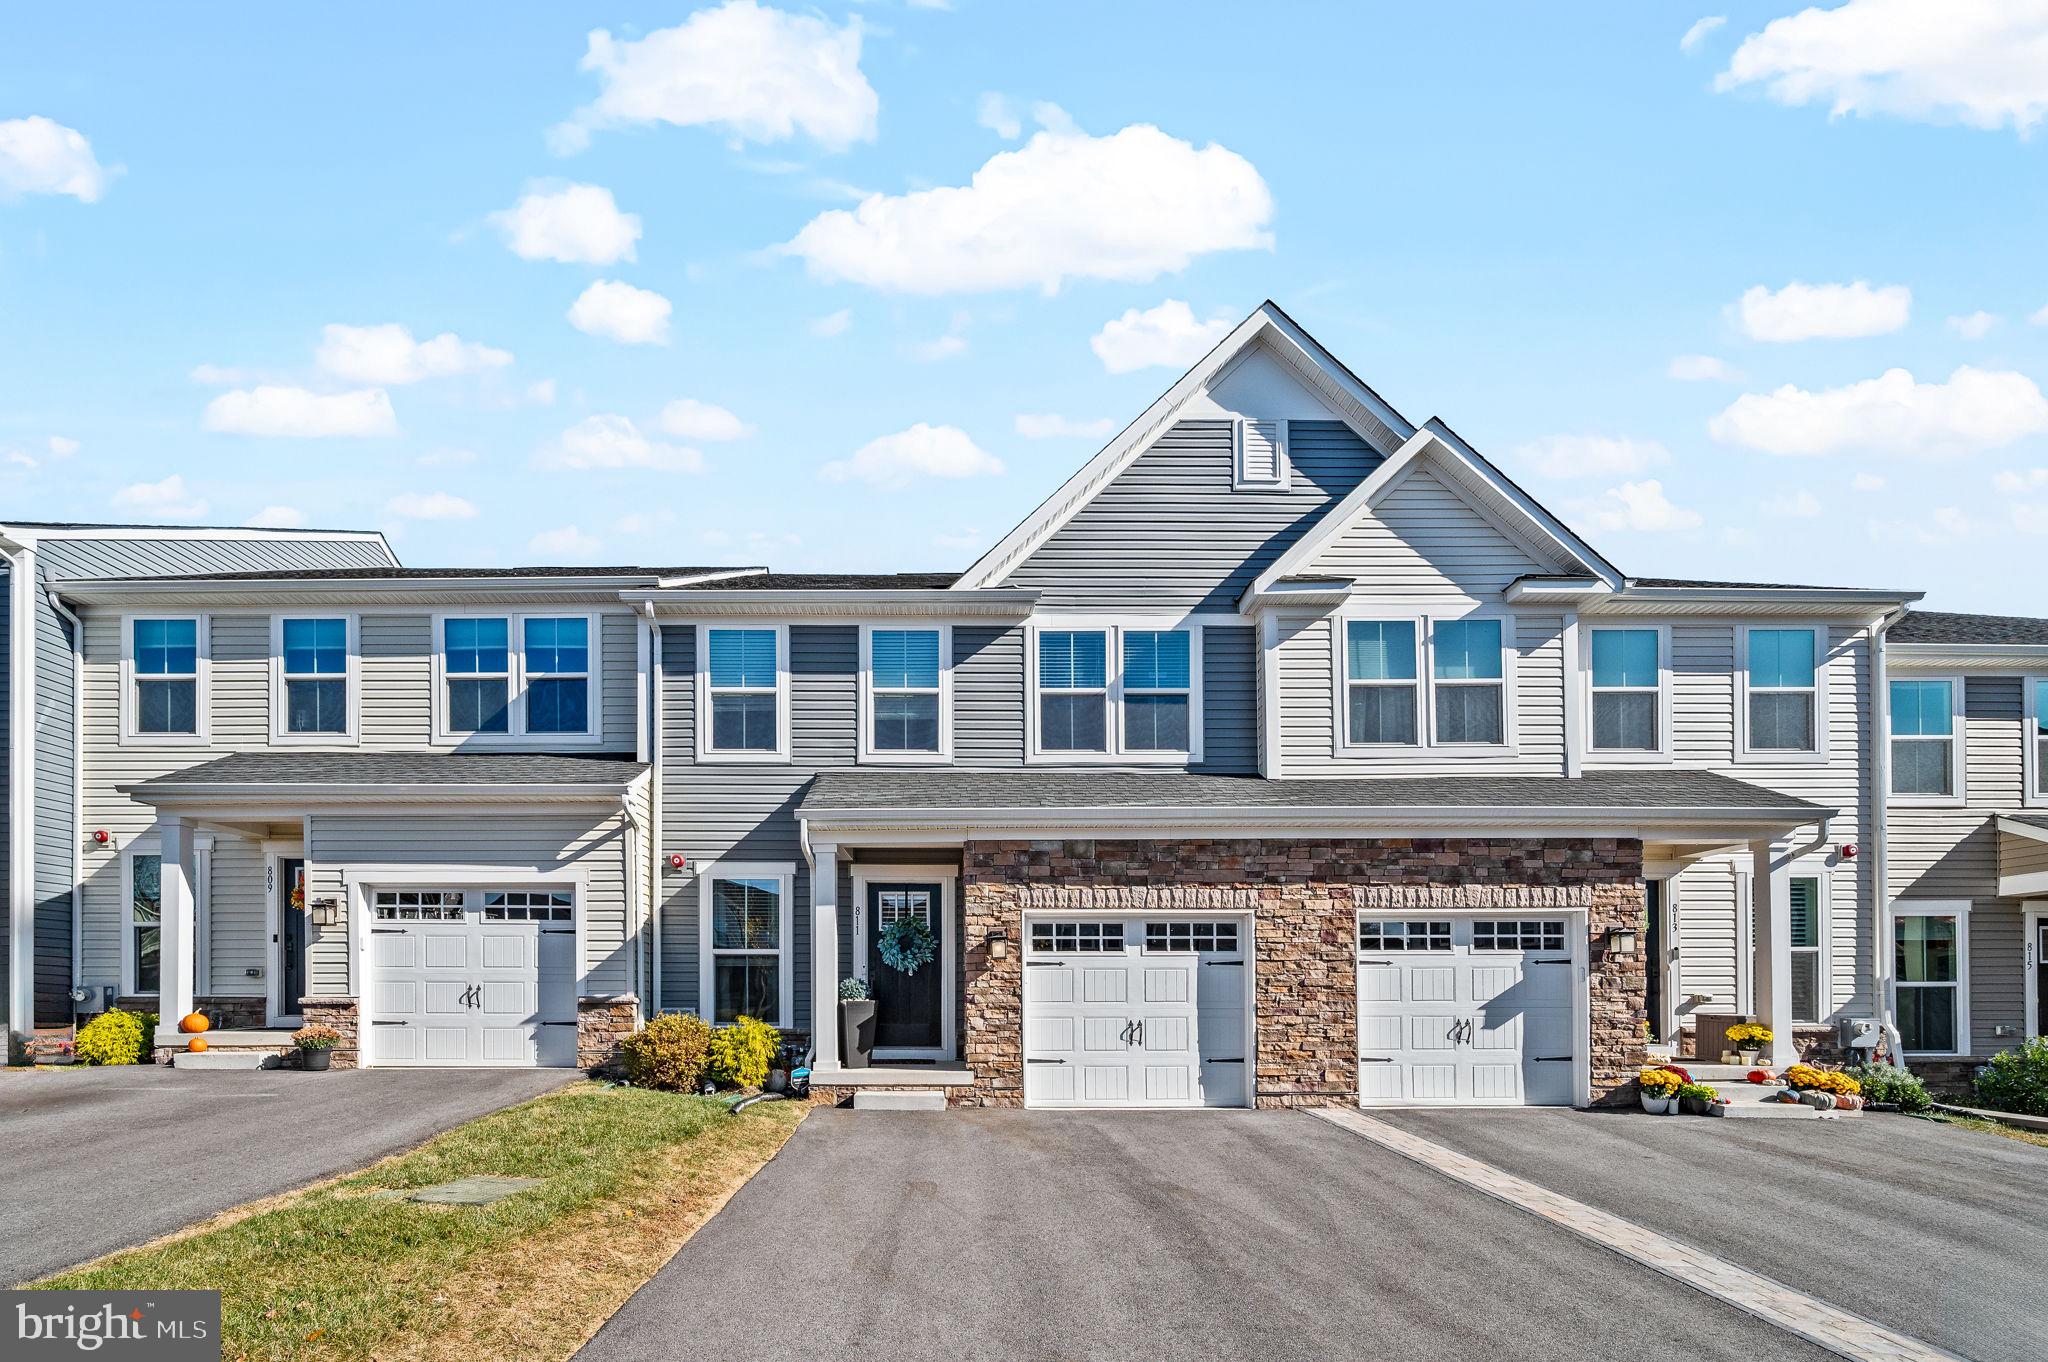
[877,916,937,975]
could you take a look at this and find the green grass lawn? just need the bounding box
[39,1082,806,1362]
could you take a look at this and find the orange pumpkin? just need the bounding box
[186,1036,208,1053]
[179,1012,210,1034]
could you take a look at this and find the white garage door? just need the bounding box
[1022,917,1248,1108]
[368,887,577,1067]
[1356,915,1577,1107]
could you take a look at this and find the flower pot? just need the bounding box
[1680,1094,1712,1116]
[839,998,877,1069]
[1640,1091,1675,1114]
[1738,1050,1761,1068]
[300,1048,332,1071]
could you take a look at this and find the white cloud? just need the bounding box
[1871,507,1979,545]
[1948,310,1999,339]
[384,491,478,520]
[5,449,38,470]
[245,505,307,528]
[977,92,1021,139]
[1089,300,1234,373]
[0,115,118,202]
[1015,413,1117,440]
[1709,366,2048,458]
[1994,467,2048,493]
[658,398,752,441]
[820,423,1002,488]
[1852,471,1887,491]
[529,525,602,557]
[112,474,208,520]
[1568,480,1703,533]
[551,1,878,154]
[526,379,558,406]
[536,414,704,473]
[490,183,641,265]
[810,308,853,338]
[203,385,398,438]
[567,279,672,344]
[316,323,513,385]
[911,333,969,362]
[1513,435,1671,479]
[46,435,78,458]
[1667,354,1742,382]
[1680,15,1727,53]
[1716,1,2048,134]
[1730,279,1910,342]
[616,508,677,536]
[783,117,1273,295]
[1762,489,1825,518]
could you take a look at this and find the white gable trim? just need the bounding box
[952,302,1416,592]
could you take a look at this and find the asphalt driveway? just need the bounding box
[579,1109,1835,1362]
[1377,1107,2046,1362]
[1,1065,574,1284]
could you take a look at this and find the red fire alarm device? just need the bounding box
[668,853,688,872]
[92,829,110,845]
[1839,843,1858,860]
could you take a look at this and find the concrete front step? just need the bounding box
[852,1088,948,1111]
[172,1050,280,1070]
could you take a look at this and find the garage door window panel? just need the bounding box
[1145,920,1238,953]
[1029,920,1125,953]
[373,890,465,921]
[1357,919,1452,951]
[1472,919,1567,952]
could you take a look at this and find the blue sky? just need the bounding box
[3,2,2046,610]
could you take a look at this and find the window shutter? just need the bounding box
[1237,419,1284,485]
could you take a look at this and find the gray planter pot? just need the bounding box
[840,999,877,1069]
[300,1048,333,1071]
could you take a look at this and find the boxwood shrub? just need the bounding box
[75,1008,159,1066]
[1974,1037,2048,1117]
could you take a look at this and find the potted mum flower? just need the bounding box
[1637,1066,1683,1114]
[293,1023,342,1071]
[1726,1022,1772,1066]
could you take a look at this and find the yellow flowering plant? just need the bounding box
[1784,1063,1861,1096]
[1637,1066,1683,1094]
[1726,1022,1773,1052]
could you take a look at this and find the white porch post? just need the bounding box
[155,815,198,1048]
[810,839,841,1072]
[1750,839,1795,1068]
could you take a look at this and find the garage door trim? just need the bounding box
[345,863,589,1068]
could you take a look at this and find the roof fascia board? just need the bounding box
[620,588,1038,618]
[119,782,636,806]
[0,524,396,560]
[1887,641,2048,663]
[1996,815,2048,847]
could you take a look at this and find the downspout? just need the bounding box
[46,587,84,1013]
[640,601,663,1013]
[1870,606,1911,1069]
[2,533,36,1048]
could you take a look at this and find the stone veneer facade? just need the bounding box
[577,993,639,1072]
[961,837,1647,1110]
[301,996,360,1069]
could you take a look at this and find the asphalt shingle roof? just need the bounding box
[64,565,753,584]
[799,768,1821,814]
[1888,610,2048,646]
[131,752,647,789]
[666,572,963,590]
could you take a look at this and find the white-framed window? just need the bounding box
[698,863,794,1026]
[696,624,790,761]
[127,851,162,996]
[859,625,951,763]
[2025,678,2048,808]
[121,614,209,745]
[1357,919,1452,952]
[271,615,358,743]
[1472,919,1567,952]
[1233,417,1290,489]
[1431,618,1506,745]
[1789,875,1826,1024]
[1028,919,1127,953]
[1587,626,1667,758]
[1343,619,1419,746]
[1893,902,1969,1056]
[1027,623,1205,762]
[434,612,603,744]
[1739,626,1826,759]
[1888,677,1963,803]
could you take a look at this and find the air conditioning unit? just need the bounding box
[1839,1016,1881,1050]
[67,983,115,1015]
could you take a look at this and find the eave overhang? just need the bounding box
[620,587,1039,619]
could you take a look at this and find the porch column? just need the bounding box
[809,839,841,1072]
[1749,839,1795,1069]
[154,816,198,1049]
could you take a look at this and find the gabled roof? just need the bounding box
[952,301,1418,592]
[121,752,647,806]
[1889,610,2048,647]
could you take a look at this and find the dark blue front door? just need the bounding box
[867,883,942,1051]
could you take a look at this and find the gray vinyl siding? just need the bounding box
[1301,463,1550,595]
[1198,625,1257,774]
[999,419,1382,611]
[954,625,1024,767]
[0,560,10,1014]
[1887,674,2029,1055]
[303,812,632,997]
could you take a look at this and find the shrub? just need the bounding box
[293,1024,343,1052]
[1975,1037,2048,1117]
[1676,1082,1718,1103]
[618,1013,713,1092]
[75,1008,158,1066]
[705,1015,779,1089]
[838,976,870,1001]
[1844,1060,1932,1113]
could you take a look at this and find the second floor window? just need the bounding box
[1038,630,1109,752]
[1432,618,1505,745]
[1889,678,1957,797]
[1122,630,1191,752]
[1745,628,1819,753]
[1031,625,1199,760]
[868,628,943,756]
[281,617,348,735]
[442,614,598,740]
[445,617,511,734]
[1590,628,1660,753]
[1345,620,1418,745]
[131,617,201,737]
[706,627,782,754]
[523,617,589,735]
[2033,679,2048,799]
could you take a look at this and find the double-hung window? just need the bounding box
[276,616,352,739]
[128,616,204,740]
[1744,627,1820,755]
[864,628,946,759]
[1894,905,1967,1055]
[129,852,162,995]
[702,868,791,1026]
[1889,678,1959,799]
[1432,618,1506,745]
[702,627,786,758]
[444,617,511,735]
[1122,630,1191,752]
[1589,628,1661,754]
[523,617,590,735]
[441,614,600,741]
[1038,630,1109,753]
[2026,678,2048,804]
[1789,876,1824,1024]
[1345,621,1418,745]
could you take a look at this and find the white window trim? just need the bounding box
[696,861,796,1029]
[430,610,606,748]
[857,624,954,765]
[119,612,212,747]
[1736,623,1830,764]
[1232,416,1291,490]
[120,834,213,999]
[1580,623,1672,765]
[2025,903,2046,1043]
[1788,870,1830,1026]
[1891,900,1971,1058]
[269,613,361,746]
[1329,607,1519,759]
[1887,673,1966,808]
[694,623,793,763]
[2023,677,2048,810]
[1024,621,1206,765]
[851,864,958,1061]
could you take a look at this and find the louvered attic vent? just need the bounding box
[1233,417,1289,489]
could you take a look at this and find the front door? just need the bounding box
[279,857,307,1021]
[867,882,943,1054]
[2037,920,2047,1039]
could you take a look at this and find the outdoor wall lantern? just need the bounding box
[1605,926,1638,956]
[984,929,1011,960]
[309,896,340,927]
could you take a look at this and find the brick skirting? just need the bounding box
[578,994,639,1073]
[962,837,1647,1110]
